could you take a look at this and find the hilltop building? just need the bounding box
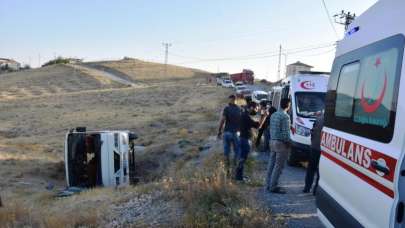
[286,61,313,77]
[0,58,21,70]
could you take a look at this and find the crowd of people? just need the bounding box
[217,94,324,195]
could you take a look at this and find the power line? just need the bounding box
[173,26,291,47]
[171,42,336,65]
[321,0,339,39]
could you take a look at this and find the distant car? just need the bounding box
[216,78,223,86]
[235,81,244,87]
[221,79,234,88]
[235,85,247,94]
[252,90,269,104]
[241,89,252,99]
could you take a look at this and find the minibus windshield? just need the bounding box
[295,92,325,118]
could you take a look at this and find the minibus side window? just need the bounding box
[335,62,360,118]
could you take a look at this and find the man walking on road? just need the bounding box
[218,95,241,174]
[235,102,260,181]
[265,98,291,194]
[303,112,324,194]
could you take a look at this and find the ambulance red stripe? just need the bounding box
[321,132,397,182]
[321,150,394,198]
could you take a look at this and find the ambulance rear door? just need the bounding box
[318,34,405,228]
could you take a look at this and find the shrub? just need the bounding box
[42,57,70,67]
[161,152,278,228]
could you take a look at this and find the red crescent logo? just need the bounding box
[300,81,314,90]
[360,73,387,113]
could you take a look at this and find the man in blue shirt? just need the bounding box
[218,95,241,174]
[265,98,291,194]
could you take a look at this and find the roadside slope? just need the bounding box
[0,64,126,100]
[85,58,211,82]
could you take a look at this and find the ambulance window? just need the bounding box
[326,34,404,143]
[335,62,360,118]
[353,48,399,129]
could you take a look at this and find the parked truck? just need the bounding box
[230,69,254,84]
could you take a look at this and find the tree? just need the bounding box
[22,64,31,70]
[42,57,70,67]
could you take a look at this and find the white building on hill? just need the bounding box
[0,58,21,70]
[286,61,313,77]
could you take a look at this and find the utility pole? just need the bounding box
[283,53,288,78]
[162,42,171,76]
[38,54,41,68]
[334,10,356,31]
[277,45,282,81]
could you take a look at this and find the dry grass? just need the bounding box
[0,202,100,228]
[159,151,280,228]
[89,58,210,82]
[0,64,124,100]
[0,58,277,226]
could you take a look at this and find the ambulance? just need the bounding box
[271,72,329,165]
[317,1,405,227]
[65,127,138,188]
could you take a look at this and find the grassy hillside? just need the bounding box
[85,58,210,82]
[0,64,125,100]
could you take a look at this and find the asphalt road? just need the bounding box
[254,152,324,228]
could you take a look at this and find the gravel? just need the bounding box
[254,152,324,228]
[107,191,183,227]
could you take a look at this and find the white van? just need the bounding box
[65,128,137,188]
[271,73,329,165]
[317,1,405,227]
[252,90,269,104]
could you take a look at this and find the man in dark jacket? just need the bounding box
[218,95,241,173]
[235,102,260,181]
[255,101,269,150]
[303,112,324,194]
[257,105,277,152]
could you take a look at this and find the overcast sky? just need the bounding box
[1,0,378,81]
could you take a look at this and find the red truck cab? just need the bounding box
[230,69,254,84]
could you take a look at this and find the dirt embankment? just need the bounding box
[0,64,126,100]
[86,58,210,83]
[0,61,284,227]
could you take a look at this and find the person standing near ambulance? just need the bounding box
[303,112,324,194]
[265,98,291,194]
